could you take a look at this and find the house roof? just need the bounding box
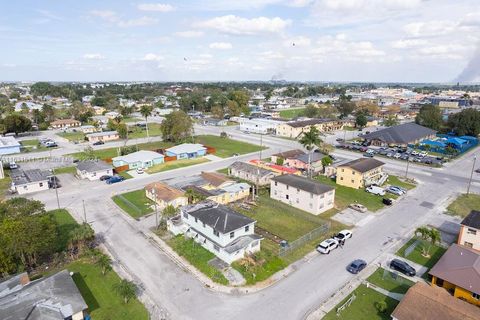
[10,169,50,185]
[0,270,87,320]
[165,143,206,155]
[50,119,80,125]
[229,161,276,178]
[145,182,185,202]
[76,160,111,172]
[272,149,306,159]
[113,150,164,164]
[338,158,385,173]
[429,244,480,294]
[183,201,255,234]
[201,172,232,188]
[271,174,334,195]
[362,122,436,144]
[284,118,339,128]
[391,282,480,320]
[0,136,20,148]
[461,210,480,229]
[221,182,250,193]
[86,130,118,138]
[294,152,325,164]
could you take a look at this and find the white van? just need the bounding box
[366,185,386,196]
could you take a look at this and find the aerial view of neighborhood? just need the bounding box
[1,1,480,320]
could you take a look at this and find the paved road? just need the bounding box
[28,127,480,320]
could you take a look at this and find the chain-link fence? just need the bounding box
[278,222,331,256]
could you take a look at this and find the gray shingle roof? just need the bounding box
[461,210,480,229]
[294,152,325,164]
[271,174,334,195]
[362,123,436,144]
[10,169,51,185]
[76,160,111,172]
[272,149,306,159]
[339,158,385,173]
[229,161,276,178]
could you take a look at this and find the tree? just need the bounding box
[113,279,137,304]
[375,301,388,313]
[321,156,333,167]
[117,123,128,139]
[337,97,355,118]
[162,205,177,219]
[299,126,323,178]
[211,105,225,119]
[414,226,430,240]
[355,113,368,129]
[227,90,250,115]
[416,226,441,258]
[304,104,319,118]
[447,108,480,136]
[68,223,94,259]
[160,110,193,143]
[96,254,112,276]
[139,105,153,138]
[415,104,443,130]
[383,115,399,127]
[1,114,32,134]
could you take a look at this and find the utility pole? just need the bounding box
[153,190,159,229]
[53,171,60,209]
[82,200,87,223]
[405,158,410,179]
[467,155,477,194]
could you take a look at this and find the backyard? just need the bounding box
[367,267,415,294]
[446,193,480,217]
[69,141,174,160]
[147,157,209,174]
[396,237,447,269]
[54,166,77,175]
[127,123,162,139]
[194,135,265,158]
[112,189,154,219]
[57,131,86,142]
[279,108,305,119]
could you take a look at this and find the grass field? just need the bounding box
[128,123,162,139]
[367,268,415,294]
[112,189,154,219]
[69,141,174,160]
[446,193,480,217]
[147,158,209,174]
[118,171,133,180]
[54,166,77,175]
[386,175,416,190]
[0,173,11,201]
[58,131,86,142]
[396,237,446,269]
[194,135,265,158]
[51,208,79,251]
[315,176,386,211]
[279,108,305,119]
[20,139,49,152]
[323,285,398,320]
[167,236,229,285]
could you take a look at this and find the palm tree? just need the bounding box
[420,227,442,257]
[68,223,95,258]
[414,226,430,240]
[113,279,137,304]
[139,105,153,139]
[299,126,323,178]
[96,254,112,276]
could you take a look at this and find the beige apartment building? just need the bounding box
[336,158,386,189]
[458,210,480,251]
[276,119,345,139]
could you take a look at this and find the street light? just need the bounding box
[467,155,477,194]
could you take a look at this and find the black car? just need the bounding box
[93,141,105,146]
[347,259,367,274]
[99,175,112,181]
[382,198,393,205]
[390,258,416,276]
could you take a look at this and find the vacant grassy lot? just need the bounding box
[128,123,162,139]
[69,141,173,160]
[66,260,148,320]
[447,193,480,218]
[51,208,79,251]
[112,189,154,219]
[386,175,416,190]
[316,176,386,211]
[147,158,209,174]
[20,139,50,152]
[396,237,447,269]
[323,285,399,320]
[279,108,305,119]
[54,166,77,175]
[167,236,228,285]
[58,131,86,142]
[367,268,415,294]
[195,135,265,158]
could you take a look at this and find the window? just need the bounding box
[286,195,289,200]
[274,190,277,195]
[341,169,344,172]
[467,228,477,235]
[39,182,43,187]
[297,188,300,193]
[203,222,206,228]
[464,241,473,248]
[352,172,355,175]
[320,194,324,199]
[351,179,355,183]
[286,185,289,190]
[230,232,235,239]
[340,177,344,181]
[195,217,198,223]
[435,278,444,287]
[473,292,480,300]
[296,198,299,203]
[213,230,219,237]
[245,225,249,232]
[274,181,277,186]
[310,193,313,199]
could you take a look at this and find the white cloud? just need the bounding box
[209,42,233,49]
[390,39,427,49]
[90,10,118,22]
[404,20,457,37]
[137,3,175,12]
[197,15,291,35]
[310,36,385,61]
[174,30,204,38]
[199,53,213,59]
[288,0,314,7]
[142,53,164,61]
[83,53,106,60]
[117,16,158,27]
[284,36,311,47]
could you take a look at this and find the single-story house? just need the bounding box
[185,182,251,205]
[10,169,51,195]
[228,161,278,186]
[50,119,81,129]
[112,150,164,170]
[165,143,207,160]
[86,130,119,143]
[200,171,234,190]
[80,125,99,134]
[145,182,188,210]
[92,105,106,115]
[0,136,21,155]
[0,270,88,320]
[270,149,306,164]
[76,160,113,181]
[362,122,437,147]
[105,111,121,119]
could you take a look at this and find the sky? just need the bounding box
[0,0,479,83]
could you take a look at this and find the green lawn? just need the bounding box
[446,193,480,218]
[396,237,447,269]
[57,131,86,142]
[51,208,79,251]
[167,235,229,285]
[122,116,140,123]
[367,268,415,294]
[216,168,229,175]
[66,260,148,320]
[279,108,305,119]
[54,166,77,175]
[386,175,416,190]
[127,123,163,139]
[323,285,399,320]
[118,171,133,180]
[0,173,11,201]
[146,158,209,174]
[194,135,265,158]
[69,141,174,160]
[315,176,386,211]
[112,189,154,219]
[20,139,49,152]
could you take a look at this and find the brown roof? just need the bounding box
[391,282,480,320]
[51,119,81,125]
[338,158,385,173]
[145,182,185,202]
[429,244,480,294]
[272,149,306,159]
[200,172,232,188]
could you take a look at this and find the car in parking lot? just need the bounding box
[316,238,339,254]
[390,258,416,276]
[93,141,105,146]
[366,185,386,196]
[349,203,367,213]
[106,176,124,184]
[382,198,393,205]
[363,152,374,158]
[136,168,145,174]
[386,186,405,196]
[334,230,353,242]
[99,175,112,181]
[347,259,367,274]
[393,153,401,159]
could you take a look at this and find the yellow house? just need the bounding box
[429,244,480,307]
[336,158,386,189]
[145,182,188,210]
[457,210,480,251]
[276,119,345,139]
[185,183,250,205]
[200,172,234,190]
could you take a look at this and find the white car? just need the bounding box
[334,230,353,242]
[316,238,339,254]
[136,168,144,174]
[366,185,386,196]
[393,153,401,159]
[9,162,18,169]
[419,151,428,157]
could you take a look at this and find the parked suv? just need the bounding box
[316,238,339,254]
[390,259,416,276]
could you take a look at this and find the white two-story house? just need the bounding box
[167,201,262,264]
[270,174,335,215]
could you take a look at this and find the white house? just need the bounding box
[112,150,164,170]
[0,136,21,155]
[238,118,284,134]
[86,131,119,143]
[168,201,262,264]
[270,174,335,215]
[76,160,113,181]
[10,169,51,195]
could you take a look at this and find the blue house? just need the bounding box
[0,136,21,155]
[165,143,207,160]
[112,150,164,169]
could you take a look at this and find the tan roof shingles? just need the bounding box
[338,158,385,173]
[145,182,185,202]
[200,172,232,188]
[391,282,480,320]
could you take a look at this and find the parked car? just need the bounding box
[336,138,344,142]
[9,162,18,169]
[349,203,367,213]
[347,259,367,274]
[390,258,416,276]
[366,186,386,196]
[93,141,105,146]
[136,168,144,174]
[363,153,374,158]
[316,238,339,254]
[99,175,112,181]
[475,168,480,174]
[334,230,353,242]
[386,153,393,157]
[393,153,401,159]
[386,186,404,196]
[106,176,124,184]
[382,198,393,205]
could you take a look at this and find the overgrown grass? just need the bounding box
[57,131,86,142]
[167,235,229,285]
[194,135,265,158]
[146,158,209,174]
[279,108,305,119]
[396,237,447,269]
[446,193,480,218]
[0,173,11,200]
[127,123,163,139]
[69,141,174,160]
[54,166,77,175]
[386,175,416,190]
[112,189,154,219]
[323,285,399,320]
[51,209,79,251]
[367,268,415,294]
[20,139,49,152]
